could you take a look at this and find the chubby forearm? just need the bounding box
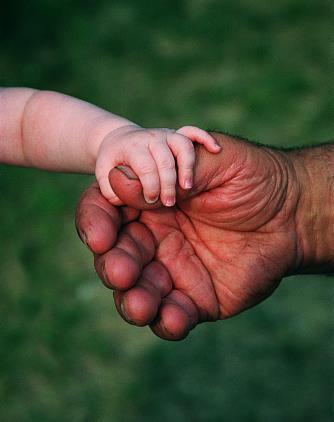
[0,88,134,172]
[285,144,334,273]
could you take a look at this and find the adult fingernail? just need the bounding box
[77,228,88,246]
[100,261,115,289]
[115,166,139,180]
[121,301,133,324]
[159,320,174,337]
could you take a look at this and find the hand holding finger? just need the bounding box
[96,174,124,205]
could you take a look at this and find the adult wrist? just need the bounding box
[287,146,334,274]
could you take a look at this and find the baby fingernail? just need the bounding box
[144,195,159,204]
[108,194,119,204]
[184,179,192,189]
[165,197,175,207]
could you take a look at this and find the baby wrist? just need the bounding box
[87,117,139,171]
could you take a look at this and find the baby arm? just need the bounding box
[0,87,133,172]
[0,88,220,206]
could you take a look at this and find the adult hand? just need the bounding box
[76,133,312,340]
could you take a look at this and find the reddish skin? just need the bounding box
[76,133,303,341]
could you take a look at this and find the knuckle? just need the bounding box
[158,157,175,170]
[162,187,176,197]
[178,125,191,132]
[160,173,177,187]
[181,140,195,152]
[178,153,195,169]
[181,164,194,173]
[138,163,156,176]
[182,152,196,164]
[146,129,163,142]
[140,175,160,191]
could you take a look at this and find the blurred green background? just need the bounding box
[1,0,333,421]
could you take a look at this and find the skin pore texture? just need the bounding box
[76,132,334,341]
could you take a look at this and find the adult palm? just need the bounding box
[76,133,301,340]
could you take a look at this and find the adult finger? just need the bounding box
[75,182,123,255]
[94,221,155,290]
[113,262,173,326]
[150,290,199,341]
[110,166,162,210]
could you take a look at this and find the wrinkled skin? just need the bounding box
[76,133,301,340]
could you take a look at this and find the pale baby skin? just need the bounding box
[0,88,221,206]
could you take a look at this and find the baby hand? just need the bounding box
[95,125,221,207]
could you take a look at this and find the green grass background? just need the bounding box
[1,0,333,420]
